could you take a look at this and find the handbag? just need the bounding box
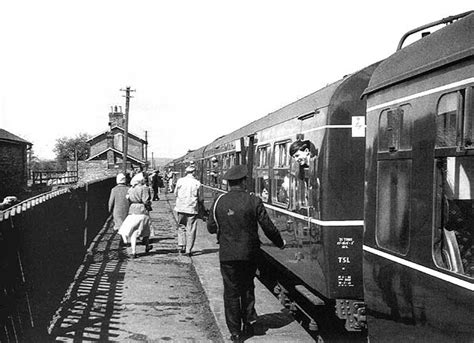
[197,199,209,221]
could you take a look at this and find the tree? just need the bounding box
[54,133,91,163]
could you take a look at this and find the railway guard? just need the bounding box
[207,164,286,342]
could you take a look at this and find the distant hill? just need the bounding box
[149,157,173,170]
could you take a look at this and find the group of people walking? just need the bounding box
[108,171,155,258]
[108,163,286,343]
[108,166,202,258]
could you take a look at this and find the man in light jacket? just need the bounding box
[174,165,201,256]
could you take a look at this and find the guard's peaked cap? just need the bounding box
[223,164,248,180]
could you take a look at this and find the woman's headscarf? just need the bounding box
[116,173,126,185]
[131,172,144,186]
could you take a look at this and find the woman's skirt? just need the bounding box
[118,214,151,241]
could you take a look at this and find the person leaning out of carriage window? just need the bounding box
[207,164,286,342]
[118,172,153,258]
[165,168,175,193]
[289,139,319,213]
[210,156,219,187]
[108,173,130,231]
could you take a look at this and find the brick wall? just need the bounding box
[128,138,143,160]
[67,160,119,184]
[0,143,27,198]
[89,139,107,157]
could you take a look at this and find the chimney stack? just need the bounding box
[108,105,125,128]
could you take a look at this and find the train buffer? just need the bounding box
[43,192,314,342]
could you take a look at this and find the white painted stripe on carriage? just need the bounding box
[264,203,364,226]
[367,77,474,112]
[202,185,364,227]
[205,125,356,152]
[202,185,225,192]
[257,125,355,146]
[363,245,474,291]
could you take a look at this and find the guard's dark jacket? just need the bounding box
[207,189,284,261]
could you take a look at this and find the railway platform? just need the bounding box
[49,192,314,342]
[181,196,314,343]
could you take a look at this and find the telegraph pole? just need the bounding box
[145,130,148,171]
[120,86,135,174]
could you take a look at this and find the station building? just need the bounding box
[69,106,148,182]
[0,129,32,198]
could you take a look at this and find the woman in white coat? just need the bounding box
[118,173,153,258]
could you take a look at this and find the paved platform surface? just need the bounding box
[49,195,222,342]
[167,194,314,343]
[49,192,314,342]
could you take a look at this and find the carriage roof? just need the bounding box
[364,12,474,96]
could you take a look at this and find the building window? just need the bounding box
[114,133,123,151]
[376,159,411,255]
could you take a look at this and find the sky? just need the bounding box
[0,1,472,160]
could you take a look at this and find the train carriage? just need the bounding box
[252,63,380,334]
[178,63,380,336]
[363,12,474,342]
[167,11,474,341]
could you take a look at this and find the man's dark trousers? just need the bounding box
[220,260,258,335]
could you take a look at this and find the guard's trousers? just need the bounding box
[220,261,258,335]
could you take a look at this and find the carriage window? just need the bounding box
[433,157,474,277]
[465,87,474,147]
[274,142,289,167]
[272,171,290,206]
[257,146,269,167]
[256,175,270,202]
[376,160,411,255]
[222,154,229,169]
[436,92,463,148]
[378,105,412,152]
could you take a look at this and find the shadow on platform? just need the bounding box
[49,221,127,342]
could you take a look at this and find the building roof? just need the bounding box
[86,147,145,164]
[87,126,148,144]
[0,128,32,146]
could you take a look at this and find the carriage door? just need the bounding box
[376,106,412,255]
[247,134,256,191]
[433,87,474,278]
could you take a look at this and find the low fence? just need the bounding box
[0,177,115,342]
[31,170,78,186]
